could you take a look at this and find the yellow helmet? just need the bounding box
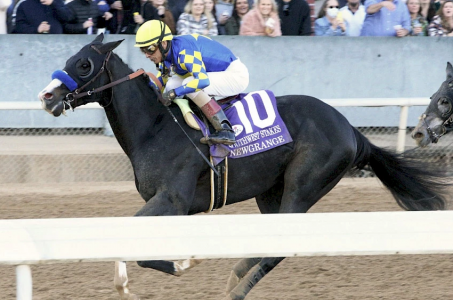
[135,20,173,48]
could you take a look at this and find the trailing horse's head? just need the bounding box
[38,34,124,116]
[412,62,453,147]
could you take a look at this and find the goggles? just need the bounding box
[140,43,158,55]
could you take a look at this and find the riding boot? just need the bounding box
[199,98,236,145]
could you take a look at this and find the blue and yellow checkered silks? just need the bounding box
[174,49,210,95]
[157,34,237,97]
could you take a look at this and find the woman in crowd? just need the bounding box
[420,0,436,23]
[407,0,428,35]
[151,0,176,33]
[239,0,281,36]
[314,0,346,36]
[225,0,249,34]
[204,0,222,33]
[177,0,218,35]
[428,0,453,36]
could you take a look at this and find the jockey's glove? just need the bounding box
[161,89,176,106]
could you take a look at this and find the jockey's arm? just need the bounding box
[174,50,210,97]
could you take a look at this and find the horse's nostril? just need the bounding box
[413,132,424,139]
[44,93,53,100]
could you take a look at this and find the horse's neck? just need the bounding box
[103,57,164,158]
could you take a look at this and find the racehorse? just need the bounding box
[412,62,453,147]
[39,34,448,300]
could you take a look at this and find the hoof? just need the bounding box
[225,271,240,294]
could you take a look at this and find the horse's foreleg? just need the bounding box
[223,257,285,300]
[114,261,140,300]
[225,258,262,294]
[137,259,203,276]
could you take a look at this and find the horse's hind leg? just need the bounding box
[224,185,283,296]
[225,258,262,294]
[224,257,285,300]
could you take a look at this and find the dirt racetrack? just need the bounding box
[1,178,453,300]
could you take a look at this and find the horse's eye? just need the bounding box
[438,97,452,116]
[77,58,94,79]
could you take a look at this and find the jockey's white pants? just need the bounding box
[164,58,249,107]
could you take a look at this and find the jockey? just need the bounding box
[135,20,249,145]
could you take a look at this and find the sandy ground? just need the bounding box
[1,178,453,300]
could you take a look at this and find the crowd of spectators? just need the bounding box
[2,0,453,36]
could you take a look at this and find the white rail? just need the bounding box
[0,98,431,153]
[3,211,453,299]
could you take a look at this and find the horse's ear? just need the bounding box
[92,33,104,43]
[447,62,453,80]
[93,40,125,54]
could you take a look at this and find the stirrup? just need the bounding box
[200,124,236,145]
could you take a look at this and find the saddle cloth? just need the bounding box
[194,90,293,165]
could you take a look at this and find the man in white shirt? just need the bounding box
[339,0,366,36]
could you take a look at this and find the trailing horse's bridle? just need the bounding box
[63,48,146,110]
[422,80,453,143]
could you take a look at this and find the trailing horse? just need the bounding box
[412,62,453,146]
[39,35,448,300]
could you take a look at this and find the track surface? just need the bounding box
[1,178,452,300]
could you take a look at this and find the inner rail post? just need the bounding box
[397,105,409,153]
[16,265,32,300]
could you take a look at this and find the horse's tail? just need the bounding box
[352,127,448,211]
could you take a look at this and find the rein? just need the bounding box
[61,49,219,176]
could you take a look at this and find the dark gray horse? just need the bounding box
[39,35,448,300]
[412,62,453,147]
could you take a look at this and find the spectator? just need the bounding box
[339,0,365,35]
[338,0,364,8]
[1,0,11,34]
[239,0,281,36]
[360,0,411,37]
[428,0,453,36]
[14,0,73,33]
[407,0,427,35]
[315,0,347,35]
[96,0,110,13]
[224,0,249,34]
[176,0,218,34]
[168,0,187,22]
[216,0,233,34]
[204,0,222,33]
[107,0,141,34]
[420,0,436,23]
[277,0,311,35]
[64,0,112,33]
[152,0,176,33]
[130,0,159,34]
